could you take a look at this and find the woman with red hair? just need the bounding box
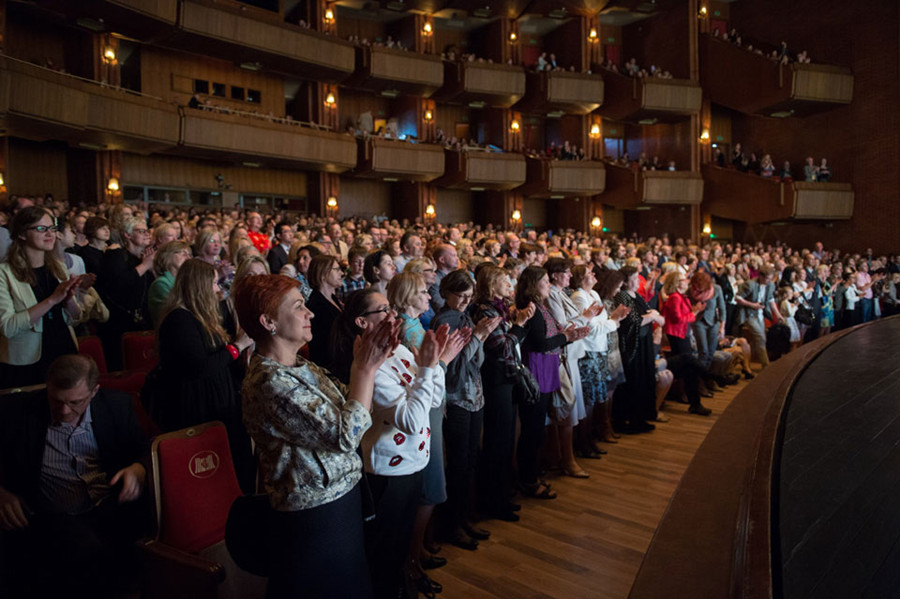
[689,271,726,370]
[660,271,705,356]
[235,275,399,599]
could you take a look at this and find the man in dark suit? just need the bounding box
[267,220,294,274]
[0,354,149,597]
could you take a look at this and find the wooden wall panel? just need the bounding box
[792,182,854,220]
[5,14,68,71]
[140,47,285,114]
[642,171,704,205]
[338,178,391,217]
[522,197,547,229]
[729,0,899,253]
[435,188,473,225]
[338,90,392,133]
[624,205,692,241]
[337,15,386,45]
[623,3,690,80]
[108,0,178,23]
[433,25,467,57]
[434,104,469,142]
[464,63,526,97]
[626,121,693,172]
[121,153,307,196]
[7,138,68,200]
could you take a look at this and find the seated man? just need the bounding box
[0,354,149,597]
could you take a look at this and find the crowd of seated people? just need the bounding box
[185,94,326,128]
[712,27,813,65]
[1,191,898,598]
[607,153,678,171]
[598,57,674,79]
[347,34,408,50]
[715,143,831,182]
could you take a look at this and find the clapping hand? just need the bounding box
[512,302,536,326]
[355,316,402,373]
[582,302,604,319]
[473,316,502,341]
[440,327,472,364]
[609,304,631,321]
[563,324,590,342]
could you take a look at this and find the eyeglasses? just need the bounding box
[132,228,150,235]
[361,305,393,316]
[331,266,343,272]
[28,225,58,233]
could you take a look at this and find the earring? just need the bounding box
[270,327,277,336]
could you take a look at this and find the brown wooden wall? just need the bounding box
[625,205,693,242]
[140,47,285,115]
[337,178,392,218]
[435,188,473,224]
[7,138,68,201]
[338,90,394,133]
[727,0,900,254]
[623,3,690,79]
[626,121,693,170]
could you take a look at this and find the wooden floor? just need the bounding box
[436,379,749,599]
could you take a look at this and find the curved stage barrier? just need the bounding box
[629,316,900,599]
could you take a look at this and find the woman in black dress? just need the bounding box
[0,207,83,388]
[613,266,666,434]
[305,254,344,367]
[79,216,110,277]
[149,258,254,488]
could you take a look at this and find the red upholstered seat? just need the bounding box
[98,370,158,438]
[153,422,242,553]
[121,331,158,373]
[77,335,108,373]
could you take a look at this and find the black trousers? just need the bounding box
[666,353,706,407]
[479,382,517,511]
[365,470,423,599]
[517,391,552,486]
[267,483,372,599]
[444,404,483,530]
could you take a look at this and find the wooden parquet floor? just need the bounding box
[435,379,748,599]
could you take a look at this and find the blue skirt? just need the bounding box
[578,351,609,406]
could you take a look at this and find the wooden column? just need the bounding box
[588,116,603,160]
[689,0,702,243]
[312,0,338,35]
[504,110,523,153]
[0,137,8,210]
[586,17,602,69]
[503,19,521,65]
[310,172,340,217]
[421,99,436,142]
[414,14,436,55]
[0,0,6,54]
[312,83,339,131]
[93,33,121,87]
[98,150,122,205]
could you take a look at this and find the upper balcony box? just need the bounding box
[700,35,853,117]
[353,138,445,182]
[179,110,357,172]
[519,159,606,198]
[603,165,703,209]
[36,0,178,38]
[172,0,355,82]
[346,46,444,97]
[518,70,605,115]
[702,164,854,223]
[0,57,180,154]
[597,69,701,124]
[434,62,526,108]
[435,150,526,190]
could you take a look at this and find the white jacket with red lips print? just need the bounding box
[361,344,446,476]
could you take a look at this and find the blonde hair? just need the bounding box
[158,259,226,347]
[474,265,508,303]
[387,272,425,312]
[153,240,190,276]
[404,257,435,275]
[193,227,221,258]
[661,271,683,295]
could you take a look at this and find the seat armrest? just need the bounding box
[138,538,226,599]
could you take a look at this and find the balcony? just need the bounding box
[435,62,526,108]
[0,57,180,154]
[435,150,526,190]
[603,164,703,209]
[519,158,606,197]
[596,70,701,124]
[347,46,444,97]
[702,164,854,222]
[179,109,357,172]
[171,0,354,82]
[353,138,444,182]
[35,0,177,38]
[517,70,605,115]
[700,35,853,117]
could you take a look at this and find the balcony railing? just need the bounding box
[436,150,526,190]
[597,70,700,124]
[174,0,355,82]
[702,164,854,222]
[520,158,606,197]
[604,164,703,209]
[353,138,445,181]
[700,35,853,117]
[348,46,444,96]
[435,62,526,108]
[181,109,357,172]
[518,70,604,115]
[1,57,180,153]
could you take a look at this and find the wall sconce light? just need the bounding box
[424,204,436,221]
[702,223,712,235]
[107,177,120,192]
[324,7,335,23]
[423,21,433,35]
[327,196,338,209]
[511,209,521,222]
[589,123,601,138]
[698,5,708,18]
[325,92,336,107]
[508,31,518,43]
[699,129,710,143]
[103,46,117,64]
[0,172,5,187]
[588,28,598,42]
[591,216,602,230]
[509,120,520,133]
[424,110,433,122]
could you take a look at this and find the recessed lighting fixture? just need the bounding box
[242,162,261,168]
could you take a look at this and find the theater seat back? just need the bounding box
[122,331,158,372]
[152,422,242,554]
[77,335,108,373]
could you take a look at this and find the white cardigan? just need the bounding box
[571,288,619,354]
[362,344,446,476]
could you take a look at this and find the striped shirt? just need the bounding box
[338,275,367,303]
[39,405,110,515]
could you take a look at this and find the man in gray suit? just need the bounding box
[692,279,727,370]
[734,267,782,369]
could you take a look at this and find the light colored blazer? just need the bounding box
[0,262,79,365]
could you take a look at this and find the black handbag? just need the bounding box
[795,304,815,326]
[225,494,273,577]
[512,361,541,405]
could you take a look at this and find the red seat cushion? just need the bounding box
[121,331,158,373]
[155,424,242,554]
[78,335,108,374]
